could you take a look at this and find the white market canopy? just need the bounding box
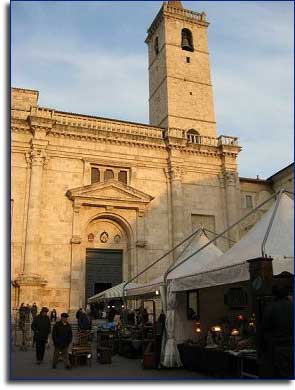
[171,192,294,293]
[88,282,141,303]
[126,231,223,297]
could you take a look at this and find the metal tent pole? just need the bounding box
[163,190,286,283]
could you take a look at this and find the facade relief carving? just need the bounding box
[25,148,49,168]
[100,231,109,243]
[168,166,184,181]
[71,235,82,244]
[224,171,239,187]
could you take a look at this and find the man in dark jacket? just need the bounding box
[78,311,91,331]
[30,303,38,319]
[31,307,51,364]
[52,313,73,369]
[260,284,294,378]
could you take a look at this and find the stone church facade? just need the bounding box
[11,1,292,312]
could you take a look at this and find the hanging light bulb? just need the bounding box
[195,321,201,333]
[231,328,239,336]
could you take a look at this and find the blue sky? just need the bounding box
[11,0,294,178]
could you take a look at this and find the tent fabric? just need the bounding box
[171,193,294,293]
[126,232,223,297]
[126,275,164,297]
[161,284,182,368]
[87,282,140,303]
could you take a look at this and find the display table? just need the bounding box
[118,338,142,358]
[237,352,258,378]
[177,343,240,378]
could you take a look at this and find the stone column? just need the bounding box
[135,209,146,280]
[16,140,48,303]
[69,201,83,313]
[168,165,184,260]
[224,171,240,244]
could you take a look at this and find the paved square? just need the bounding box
[11,345,208,381]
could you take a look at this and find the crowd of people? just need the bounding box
[30,307,73,369]
[16,301,165,370]
[18,303,57,324]
[17,303,95,369]
[89,302,151,326]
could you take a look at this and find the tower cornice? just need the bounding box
[146,2,208,43]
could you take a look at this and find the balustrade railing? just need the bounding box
[164,3,207,22]
[28,107,239,147]
[36,108,164,139]
[217,135,239,146]
[187,134,239,147]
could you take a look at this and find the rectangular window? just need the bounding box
[245,195,253,209]
[187,290,199,320]
[224,288,248,308]
[104,169,114,182]
[118,170,127,185]
[186,57,190,63]
[191,214,216,234]
[91,167,100,184]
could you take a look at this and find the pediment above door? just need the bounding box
[66,179,154,210]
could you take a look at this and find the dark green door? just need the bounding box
[85,249,123,303]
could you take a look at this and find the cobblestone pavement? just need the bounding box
[10,345,208,381]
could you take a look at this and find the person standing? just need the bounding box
[30,303,38,319]
[25,304,31,322]
[18,303,26,321]
[52,313,72,369]
[50,308,57,322]
[260,284,294,378]
[78,310,91,331]
[76,308,83,330]
[31,307,51,364]
[18,303,26,348]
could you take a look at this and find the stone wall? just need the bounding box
[11,87,243,312]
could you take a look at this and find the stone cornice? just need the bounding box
[12,106,241,156]
[14,273,47,287]
[27,107,56,138]
[50,124,166,150]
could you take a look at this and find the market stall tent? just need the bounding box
[125,231,223,297]
[163,192,294,367]
[88,281,141,303]
[171,192,294,293]
[125,230,224,368]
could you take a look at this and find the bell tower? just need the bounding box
[146,1,217,137]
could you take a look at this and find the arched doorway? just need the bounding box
[84,217,130,304]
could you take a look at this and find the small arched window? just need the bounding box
[187,129,200,144]
[181,28,194,52]
[104,169,114,182]
[91,167,100,184]
[154,36,159,55]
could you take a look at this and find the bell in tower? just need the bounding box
[147,1,216,136]
[181,28,194,52]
